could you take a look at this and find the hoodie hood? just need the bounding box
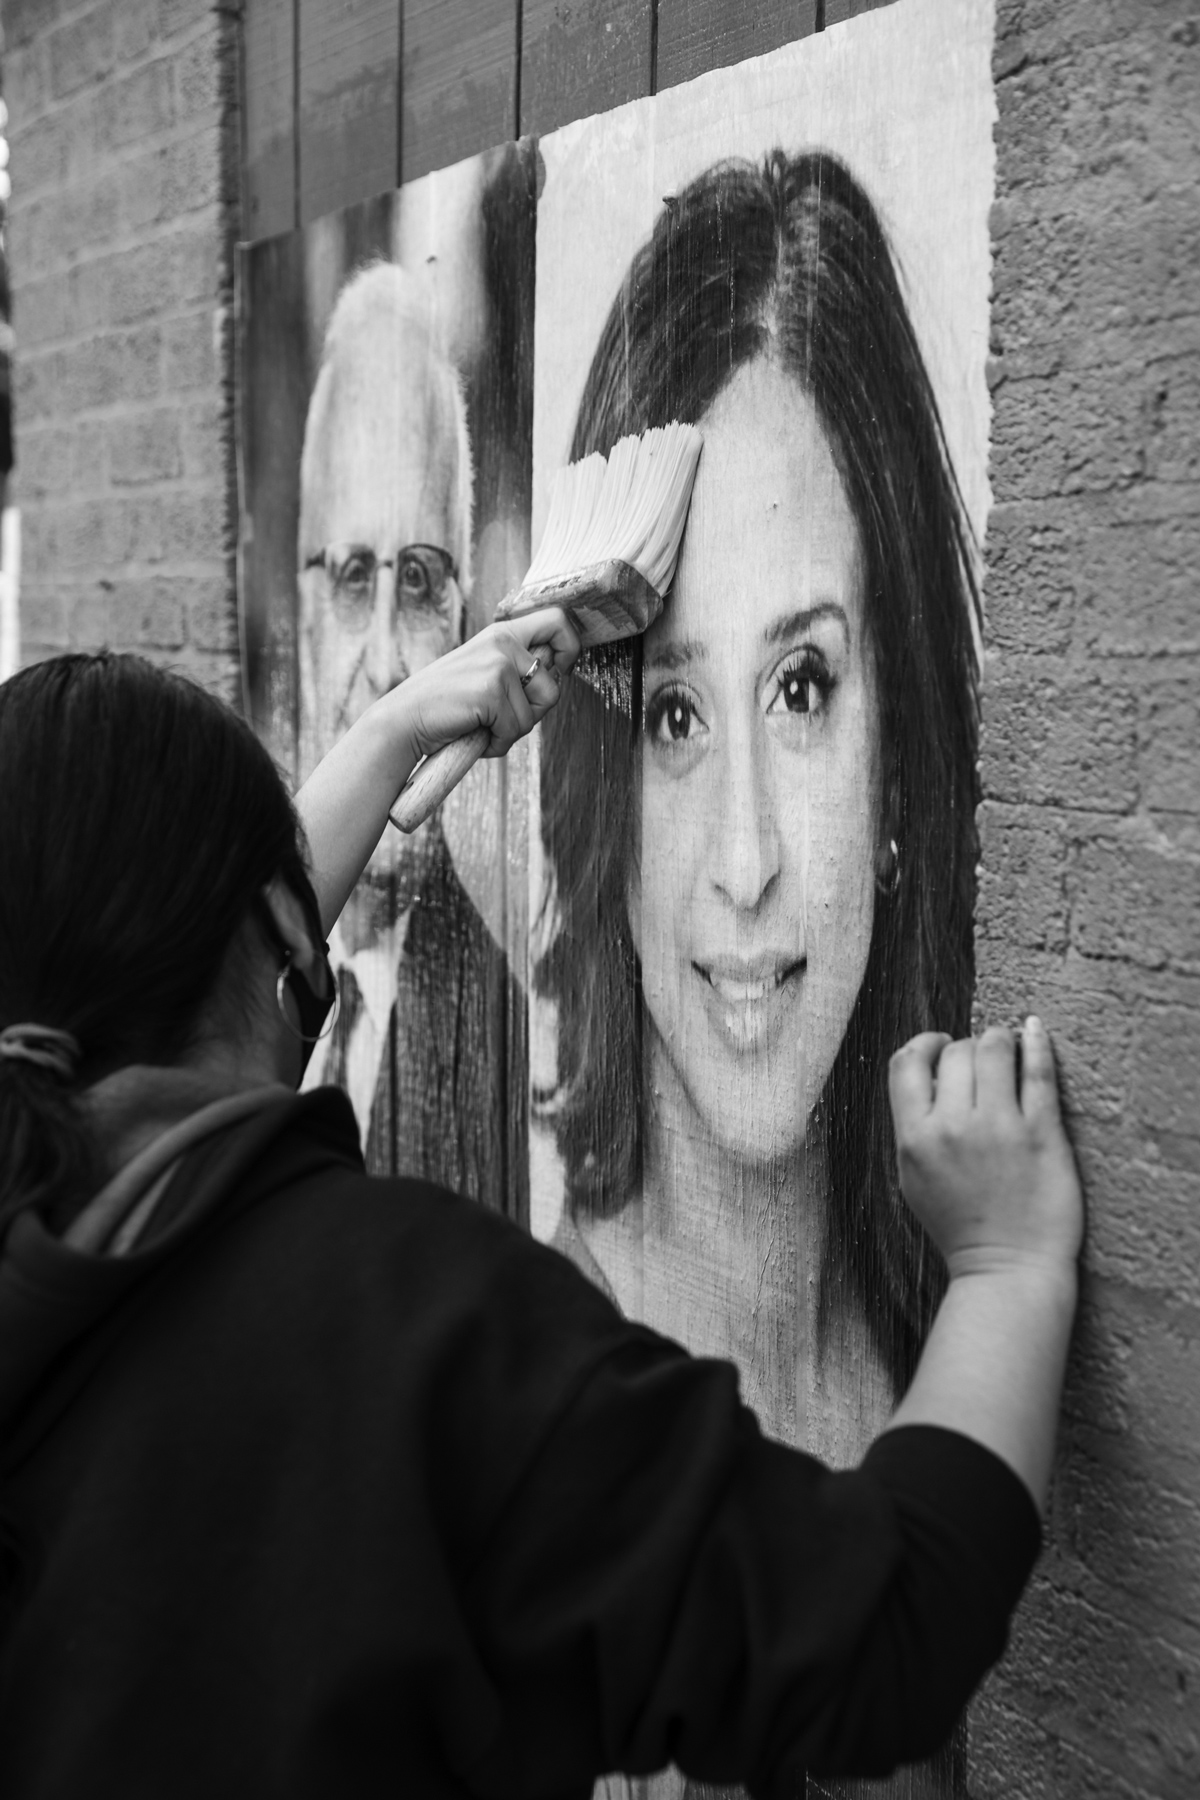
[0,1083,362,1460]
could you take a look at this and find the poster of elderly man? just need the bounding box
[237,141,537,1217]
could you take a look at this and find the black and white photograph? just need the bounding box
[238,142,538,1213]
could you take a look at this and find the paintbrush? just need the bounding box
[388,421,703,832]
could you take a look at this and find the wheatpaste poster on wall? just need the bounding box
[237,143,537,1216]
[518,2,995,1793]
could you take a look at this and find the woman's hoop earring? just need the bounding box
[876,838,901,899]
[276,953,339,1045]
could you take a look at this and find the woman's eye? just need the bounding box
[647,688,702,745]
[769,653,832,718]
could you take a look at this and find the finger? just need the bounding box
[975,1024,1019,1117]
[932,1037,976,1113]
[888,1032,952,1126]
[1020,1015,1062,1126]
[522,663,563,716]
[514,606,582,676]
[486,671,534,754]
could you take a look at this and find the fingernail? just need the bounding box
[1025,1015,1043,1033]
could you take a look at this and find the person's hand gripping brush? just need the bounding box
[296,605,582,935]
[886,1018,1084,1511]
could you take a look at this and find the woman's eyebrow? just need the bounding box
[646,638,703,673]
[764,603,850,647]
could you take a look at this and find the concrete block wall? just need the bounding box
[3,0,240,695]
[972,2,1200,1794]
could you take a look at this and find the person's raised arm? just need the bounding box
[885,1016,1083,1510]
[294,608,580,934]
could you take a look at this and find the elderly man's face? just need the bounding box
[297,287,468,845]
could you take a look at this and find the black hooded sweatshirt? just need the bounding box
[0,1087,1038,1798]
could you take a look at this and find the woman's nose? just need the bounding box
[707,726,781,912]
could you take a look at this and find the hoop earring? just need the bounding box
[275,953,339,1045]
[875,837,901,899]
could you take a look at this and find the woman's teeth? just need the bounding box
[709,974,779,1004]
[698,960,804,1005]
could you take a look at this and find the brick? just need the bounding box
[1070,832,1200,974]
[158,127,223,219]
[113,0,159,64]
[179,396,223,483]
[162,308,217,391]
[11,274,72,352]
[105,575,187,648]
[158,0,220,38]
[970,1692,1160,1800]
[17,586,71,651]
[108,410,182,486]
[982,661,1139,812]
[1144,354,1200,486]
[4,0,66,53]
[11,113,69,197]
[977,801,1071,953]
[15,351,58,424]
[17,425,76,501]
[1132,1004,1200,1137]
[50,5,116,101]
[1082,1143,1200,1308]
[175,24,224,122]
[993,1559,1200,1794]
[21,181,122,283]
[116,148,167,235]
[69,420,111,495]
[1052,1427,1200,1627]
[1141,684,1200,815]
[992,360,1164,500]
[56,326,163,413]
[975,949,1135,1124]
[7,38,54,122]
[155,487,224,564]
[68,224,217,331]
[984,501,1074,655]
[1074,495,1200,659]
[97,56,175,152]
[180,573,235,652]
[992,190,1200,360]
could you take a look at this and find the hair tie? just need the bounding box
[0,1024,82,1081]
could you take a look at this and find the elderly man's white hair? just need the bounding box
[298,260,474,596]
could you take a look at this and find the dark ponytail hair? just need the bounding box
[0,653,319,1235]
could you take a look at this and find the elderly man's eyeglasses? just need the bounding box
[303,543,460,615]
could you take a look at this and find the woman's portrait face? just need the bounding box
[629,358,880,1166]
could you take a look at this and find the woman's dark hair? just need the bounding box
[537,151,981,1395]
[0,652,320,1235]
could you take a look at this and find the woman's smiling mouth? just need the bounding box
[693,954,807,1050]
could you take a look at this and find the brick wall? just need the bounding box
[973,2,1200,1794]
[4,0,240,696]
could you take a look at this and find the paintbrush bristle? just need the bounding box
[524,422,703,598]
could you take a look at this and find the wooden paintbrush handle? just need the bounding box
[388,726,491,834]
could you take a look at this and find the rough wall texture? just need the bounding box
[972,2,1200,1795]
[4,0,240,696]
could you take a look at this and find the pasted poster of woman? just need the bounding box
[525,2,994,1793]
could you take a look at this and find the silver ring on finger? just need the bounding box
[520,657,541,689]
